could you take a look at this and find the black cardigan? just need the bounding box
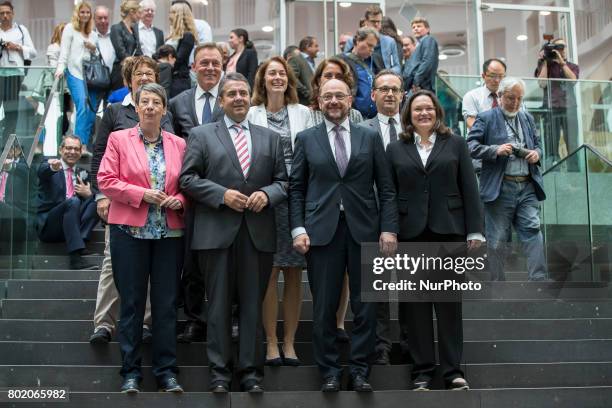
[228,47,258,88]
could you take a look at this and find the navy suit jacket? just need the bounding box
[37,161,90,227]
[402,34,439,91]
[289,121,398,246]
[467,107,546,203]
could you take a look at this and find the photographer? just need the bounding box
[535,38,579,166]
[0,0,37,141]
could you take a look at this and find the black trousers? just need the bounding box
[110,226,184,382]
[0,75,24,142]
[38,196,98,253]
[307,215,376,380]
[198,220,272,385]
[181,206,207,325]
[399,228,465,385]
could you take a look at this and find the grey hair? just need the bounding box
[60,134,82,148]
[94,5,110,15]
[497,77,525,96]
[355,27,379,43]
[134,83,167,108]
[139,0,156,9]
[219,72,251,97]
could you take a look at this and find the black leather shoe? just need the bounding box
[336,328,349,343]
[120,378,140,393]
[321,377,340,392]
[412,377,431,391]
[349,375,373,392]
[447,377,470,391]
[177,321,205,343]
[89,327,111,344]
[69,253,98,270]
[242,380,264,393]
[209,381,229,393]
[283,356,301,367]
[374,349,390,365]
[142,327,153,344]
[265,357,283,366]
[158,377,183,392]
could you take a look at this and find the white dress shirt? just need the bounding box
[95,29,116,69]
[138,22,157,57]
[462,86,497,122]
[324,118,351,161]
[195,82,220,125]
[56,23,97,79]
[377,112,401,148]
[0,22,37,75]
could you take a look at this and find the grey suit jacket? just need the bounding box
[402,34,439,91]
[359,117,382,143]
[168,86,224,139]
[180,119,288,252]
[467,107,545,203]
[288,54,314,106]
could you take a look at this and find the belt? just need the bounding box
[504,175,530,182]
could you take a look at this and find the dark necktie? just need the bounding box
[202,92,212,124]
[491,93,499,108]
[388,117,398,142]
[333,125,349,177]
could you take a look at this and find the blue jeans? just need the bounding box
[65,70,98,146]
[485,180,548,281]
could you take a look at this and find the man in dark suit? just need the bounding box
[359,70,405,366]
[467,77,548,281]
[288,36,318,105]
[402,17,439,93]
[36,135,98,270]
[169,43,225,343]
[180,72,287,393]
[289,78,398,392]
[137,0,164,58]
[0,142,30,247]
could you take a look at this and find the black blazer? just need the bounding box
[1,157,30,214]
[229,47,258,88]
[172,32,195,80]
[152,27,164,52]
[91,102,174,191]
[289,122,398,246]
[385,133,482,240]
[179,120,288,252]
[36,162,90,226]
[110,22,143,90]
[168,86,224,139]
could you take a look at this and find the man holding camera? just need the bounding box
[0,1,36,142]
[467,77,548,282]
[535,38,579,166]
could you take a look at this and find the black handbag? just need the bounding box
[83,48,110,91]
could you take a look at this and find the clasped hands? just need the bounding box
[143,189,182,210]
[496,143,540,164]
[224,189,268,213]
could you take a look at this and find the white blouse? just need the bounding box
[55,23,98,80]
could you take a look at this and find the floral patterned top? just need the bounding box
[118,127,184,239]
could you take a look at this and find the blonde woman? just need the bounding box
[166,2,198,97]
[247,57,312,367]
[55,1,98,154]
[110,0,142,90]
[47,23,66,67]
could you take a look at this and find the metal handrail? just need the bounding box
[26,74,61,166]
[0,133,18,171]
[543,143,612,175]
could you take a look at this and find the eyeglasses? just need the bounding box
[62,146,81,152]
[320,93,349,102]
[485,74,505,80]
[134,71,156,78]
[375,86,402,95]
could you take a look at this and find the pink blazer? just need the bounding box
[98,126,187,229]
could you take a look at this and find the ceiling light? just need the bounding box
[516,34,528,41]
[539,10,551,16]
[262,26,274,32]
[439,54,448,60]
[339,2,352,7]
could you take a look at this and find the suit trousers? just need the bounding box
[180,206,207,326]
[399,228,465,385]
[110,226,184,381]
[38,196,98,253]
[307,214,376,380]
[198,219,272,385]
[93,225,151,334]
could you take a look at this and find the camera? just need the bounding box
[0,39,6,57]
[541,34,564,61]
[512,146,530,159]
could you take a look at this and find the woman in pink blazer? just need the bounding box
[98,83,187,394]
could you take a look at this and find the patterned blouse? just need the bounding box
[118,127,184,239]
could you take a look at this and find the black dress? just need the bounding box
[167,32,195,98]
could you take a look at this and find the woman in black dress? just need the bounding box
[226,28,258,88]
[166,1,198,97]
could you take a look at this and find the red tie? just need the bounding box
[65,167,74,198]
[0,172,8,202]
[491,93,499,108]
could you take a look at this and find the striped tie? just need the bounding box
[232,124,250,177]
